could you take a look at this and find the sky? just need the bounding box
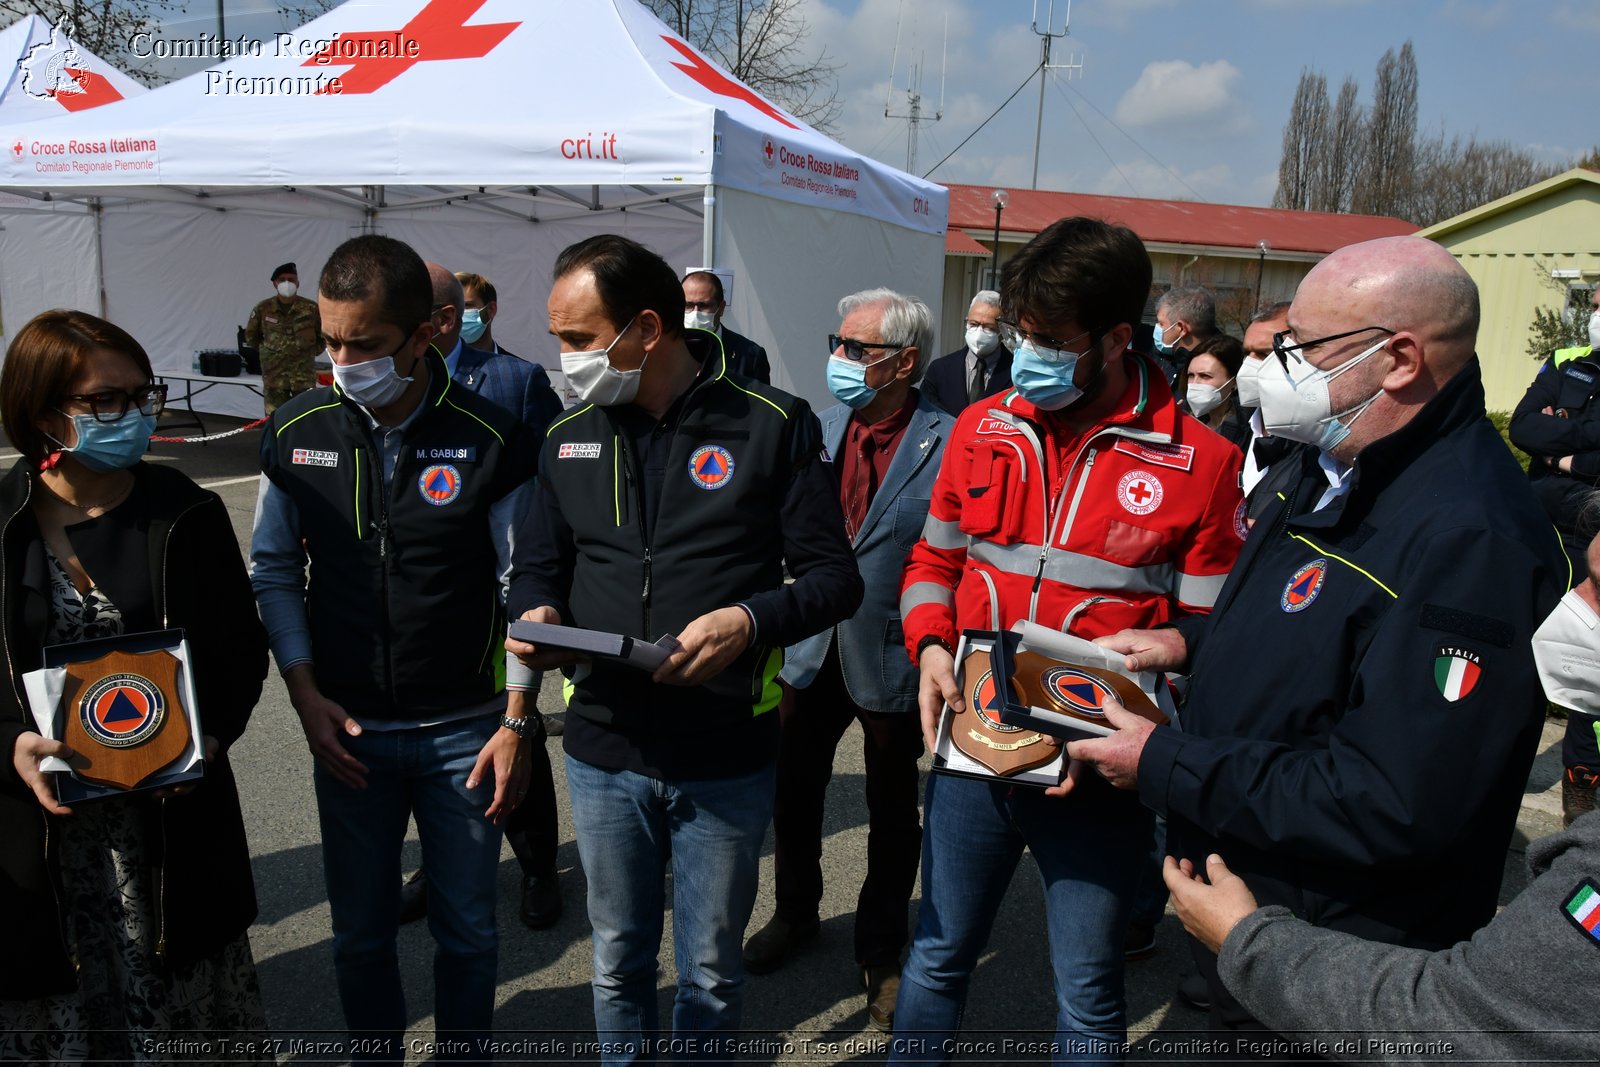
[140,0,1600,210]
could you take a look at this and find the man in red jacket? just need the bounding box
[891,216,1244,1062]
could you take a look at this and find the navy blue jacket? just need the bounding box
[921,344,1013,418]
[456,343,563,435]
[721,327,770,384]
[782,393,951,711]
[1144,358,1568,950]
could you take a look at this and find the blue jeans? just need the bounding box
[314,715,503,1062]
[890,772,1152,1065]
[565,755,776,1065]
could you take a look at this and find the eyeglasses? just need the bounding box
[996,318,1093,362]
[828,334,904,363]
[964,319,997,331]
[1271,326,1394,370]
[684,300,720,313]
[62,383,167,423]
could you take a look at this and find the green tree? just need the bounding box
[1525,260,1594,361]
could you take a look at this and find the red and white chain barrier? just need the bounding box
[150,417,268,444]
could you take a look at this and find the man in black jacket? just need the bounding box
[510,235,861,1058]
[251,235,537,1060]
[919,289,1011,416]
[1509,289,1600,823]
[1069,236,1568,1044]
[682,269,771,383]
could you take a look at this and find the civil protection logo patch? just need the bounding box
[1041,667,1116,719]
[79,672,165,749]
[688,445,735,490]
[971,669,1020,732]
[1433,646,1482,702]
[1562,878,1600,950]
[418,464,462,506]
[1280,559,1327,613]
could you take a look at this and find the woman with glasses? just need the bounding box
[0,310,271,1061]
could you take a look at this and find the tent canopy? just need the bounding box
[0,0,942,236]
[0,0,947,417]
[0,14,144,122]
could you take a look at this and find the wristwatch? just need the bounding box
[915,635,954,664]
[499,713,530,739]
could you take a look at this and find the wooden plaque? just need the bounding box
[59,649,191,791]
[950,644,1060,777]
[1008,651,1171,730]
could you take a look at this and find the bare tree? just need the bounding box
[646,0,841,131]
[1405,132,1563,226]
[1272,68,1327,211]
[1310,77,1364,213]
[1352,40,1418,217]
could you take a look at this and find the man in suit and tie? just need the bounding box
[920,290,1011,416]
[682,269,771,383]
[741,287,951,1033]
[398,264,566,931]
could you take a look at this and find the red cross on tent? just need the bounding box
[303,0,521,95]
[660,36,798,130]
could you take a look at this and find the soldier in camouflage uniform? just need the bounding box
[245,262,321,413]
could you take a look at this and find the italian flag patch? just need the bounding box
[1563,879,1600,948]
[1433,646,1482,702]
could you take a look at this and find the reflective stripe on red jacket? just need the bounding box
[900,354,1245,655]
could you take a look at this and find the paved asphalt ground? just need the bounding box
[4,412,1571,1063]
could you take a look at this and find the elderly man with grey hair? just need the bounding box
[742,287,953,1032]
[922,290,1011,416]
[1151,283,1218,387]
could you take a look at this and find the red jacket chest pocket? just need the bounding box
[958,440,1030,544]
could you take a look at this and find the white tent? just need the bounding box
[0,14,145,120]
[0,15,146,345]
[0,0,947,418]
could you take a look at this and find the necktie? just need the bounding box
[968,359,987,405]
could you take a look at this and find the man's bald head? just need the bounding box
[425,261,464,352]
[1300,236,1478,375]
[1287,236,1482,460]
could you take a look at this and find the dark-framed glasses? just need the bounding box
[996,318,1092,362]
[685,300,720,313]
[62,383,167,423]
[828,334,904,363]
[1271,326,1395,371]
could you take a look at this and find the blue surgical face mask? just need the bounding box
[1152,320,1176,355]
[48,408,156,472]
[826,350,897,410]
[460,308,488,345]
[1010,335,1093,411]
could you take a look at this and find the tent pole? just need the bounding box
[91,198,108,318]
[702,183,716,267]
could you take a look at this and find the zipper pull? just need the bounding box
[642,546,652,601]
[378,519,396,572]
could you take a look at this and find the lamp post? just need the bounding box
[990,189,1009,289]
[1255,239,1270,308]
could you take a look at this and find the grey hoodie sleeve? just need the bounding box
[1217,815,1600,1063]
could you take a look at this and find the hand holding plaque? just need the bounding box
[22,629,204,804]
[932,624,1177,788]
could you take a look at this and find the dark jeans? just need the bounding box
[505,717,559,875]
[772,648,924,967]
